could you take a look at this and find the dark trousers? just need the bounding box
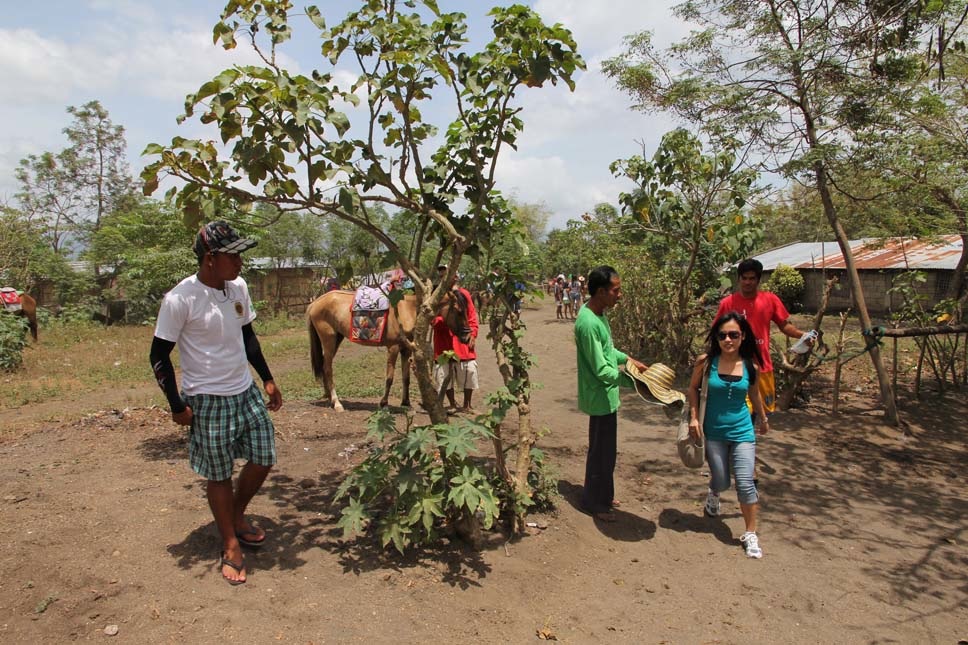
[582,412,617,513]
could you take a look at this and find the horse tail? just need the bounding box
[28,317,38,341]
[309,315,324,380]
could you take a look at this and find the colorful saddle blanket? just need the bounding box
[350,285,391,345]
[353,285,391,311]
[350,308,388,345]
[0,288,23,313]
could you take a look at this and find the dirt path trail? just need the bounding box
[1,298,965,643]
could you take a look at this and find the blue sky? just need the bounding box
[0,1,689,231]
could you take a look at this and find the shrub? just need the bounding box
[336,410,501,552]
[764,264,805,312]
[0,314,29,370]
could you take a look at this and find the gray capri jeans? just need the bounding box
[706,439,758,505]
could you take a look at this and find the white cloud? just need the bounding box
[533,0,689,55]
[0,29,120,103]
[496,153,625,229]
[0,0,699,230]
[120,29,297,100]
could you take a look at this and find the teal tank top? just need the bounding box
[703,356,756,443]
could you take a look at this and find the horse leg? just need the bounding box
[381,345,398,408]
[399,345,412,408]
[320,331,344,412]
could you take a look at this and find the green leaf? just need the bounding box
[379,517,412,554]
[438,424,478,459]
[337,498,371,537]
[395,465,423,495]
[327,111,351,137]
[338,187,355,214]
[306,5,326,30]
[413,493,444,533]
[397,425,436,457]
[448,469,482,513]
[365,409,396,440]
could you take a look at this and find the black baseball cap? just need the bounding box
[193,221,257,259]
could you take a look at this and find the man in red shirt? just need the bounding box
[432,274,480,412]
[716,258,810,414]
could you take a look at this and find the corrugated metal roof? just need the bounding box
[246,257,327,270]
[756,235,963,271]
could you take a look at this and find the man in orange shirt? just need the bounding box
[715,258,811,415]
[432,274,480,412]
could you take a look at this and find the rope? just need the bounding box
[862,326,886,349]
[801,326,885,365]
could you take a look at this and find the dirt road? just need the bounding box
[1,299,965,643]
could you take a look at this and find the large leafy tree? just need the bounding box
[14,153,79,255]
[601,0,959,424]
[0,206,55,290]
[15,101,137,272]
[860,19,968,310]
[470,197,549,288]
[142,0,583,538]
[609,128,761,370]
[142,0,582,422]
[88,198,197,322]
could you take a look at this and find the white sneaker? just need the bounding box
[740,531,763,559]
[704,490,720,517]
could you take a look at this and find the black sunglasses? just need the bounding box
[717,331,742,341]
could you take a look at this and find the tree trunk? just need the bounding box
[814,162,899,424]
[410,307,447,425]
[831,312,850,415]
[776,276,837,410]
[488,307,536,534]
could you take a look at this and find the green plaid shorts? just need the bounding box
[184,382,276,481]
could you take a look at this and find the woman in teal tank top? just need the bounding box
[686,311,769,558]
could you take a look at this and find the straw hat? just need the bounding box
[626,361,686,407]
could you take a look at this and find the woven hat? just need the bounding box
[626,361,686,407]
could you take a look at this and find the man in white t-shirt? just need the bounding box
[149,221,282,586]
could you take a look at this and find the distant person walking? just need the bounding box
[716,258,811,416]
[554,275,566,319]
[149,221,283,585]
[574,265,648,521]
[562,275,574,319]
[569,274,582,315]
[688,311,768,558]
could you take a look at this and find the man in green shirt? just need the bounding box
[574,265,648,521]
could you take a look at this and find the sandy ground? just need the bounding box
[1,299,965,643]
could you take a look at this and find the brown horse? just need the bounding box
[307,289,471,411]
[1,291,38,341]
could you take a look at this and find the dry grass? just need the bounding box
[0,315,400,413]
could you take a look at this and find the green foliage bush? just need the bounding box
[763,264,805,312]
[0,314,29,370]
[336,410,501,553]
[115,248,198,324]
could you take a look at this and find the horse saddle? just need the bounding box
[0,287,23,312]
[352,285,391,311]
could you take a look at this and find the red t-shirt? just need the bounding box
[432,287,479,360]
[715,291,789,373]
